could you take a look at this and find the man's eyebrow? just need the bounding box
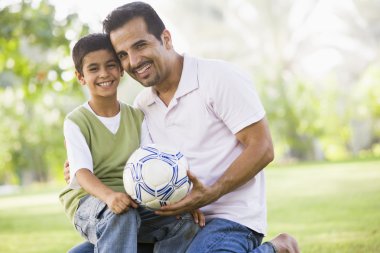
[132,39,147,48]
[115,39,147,55]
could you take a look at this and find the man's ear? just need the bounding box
[161,29,172,50]
[75,70,86,86]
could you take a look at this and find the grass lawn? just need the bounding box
[0,160,379,252]
[265,160,380,253]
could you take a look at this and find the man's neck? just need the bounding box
[155,54,184,107]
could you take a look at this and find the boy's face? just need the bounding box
[76,49,122,99]
[110,17,172,88]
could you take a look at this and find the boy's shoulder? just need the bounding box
[120,102,144,123]
[120,101,142,113]
[65,105,87,121]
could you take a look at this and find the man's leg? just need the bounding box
[186,218,265,253]
[186,218,299,253]
[138,210,199,253]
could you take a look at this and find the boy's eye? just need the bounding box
[89,67,97,72]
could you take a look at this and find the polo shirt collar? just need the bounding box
[175,54,199,99]
[145,54,198,106]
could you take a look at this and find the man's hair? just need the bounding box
[103,1,165,42]
[72,33,118,74]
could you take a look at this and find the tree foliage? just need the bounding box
[160,0,380,162]
[0,0,89,184]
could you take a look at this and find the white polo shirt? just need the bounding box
[134,54,267,234]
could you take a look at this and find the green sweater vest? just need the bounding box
[59,103,144,223]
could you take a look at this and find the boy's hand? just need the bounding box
[190,209,205,227]
[105,191,138,214]
[64,160,70,184]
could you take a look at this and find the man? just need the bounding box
[66,1,300,252]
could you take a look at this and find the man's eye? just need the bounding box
[118,52,127,59]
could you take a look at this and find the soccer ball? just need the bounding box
[123,144,191,210]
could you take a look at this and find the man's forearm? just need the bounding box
[210,119,274,200]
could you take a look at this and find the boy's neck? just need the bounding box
[88,98,120,117]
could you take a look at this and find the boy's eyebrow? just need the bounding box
[86,63,98,69]
[106,58,118,63]
[85,58,117,68]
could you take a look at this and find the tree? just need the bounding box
[0,0,89,184]
[160,0,380,161]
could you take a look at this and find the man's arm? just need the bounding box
[155,117,274,216]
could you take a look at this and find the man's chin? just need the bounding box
[140,81,155,88]
[138,77,159,88]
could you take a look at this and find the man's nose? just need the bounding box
[128,52,141,69]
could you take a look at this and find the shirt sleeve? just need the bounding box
[64,119,93,189]
[207,62,266,134]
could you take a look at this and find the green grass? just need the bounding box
[0,160,379,252]
[265,160,380,253]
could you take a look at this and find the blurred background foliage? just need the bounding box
[0,0,379,186]
[0,0,89,185]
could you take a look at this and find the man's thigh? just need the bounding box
[139,213,199,253]
[186,218,262,253]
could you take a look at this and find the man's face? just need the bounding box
[110,17,170,88]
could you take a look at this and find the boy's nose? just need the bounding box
[99,68,109,78]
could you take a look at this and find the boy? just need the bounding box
[59,33,201,253]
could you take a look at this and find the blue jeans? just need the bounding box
[72,195,199,253]
[186,218,276,253]
[68,242,153,253]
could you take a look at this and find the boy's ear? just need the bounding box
[75,70,86,86]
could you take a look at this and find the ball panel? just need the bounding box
[141,159,172,186]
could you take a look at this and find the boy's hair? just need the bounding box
[103,1,165,43]
[72,33,118,75]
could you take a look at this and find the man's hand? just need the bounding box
[155,170,219,216]
[190,209,206,227]
[105,191,138,214]
[64,160,70,184]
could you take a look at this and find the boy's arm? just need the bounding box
[64,119,137,213]
[64,119,93,189]
[76,169,138,213]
